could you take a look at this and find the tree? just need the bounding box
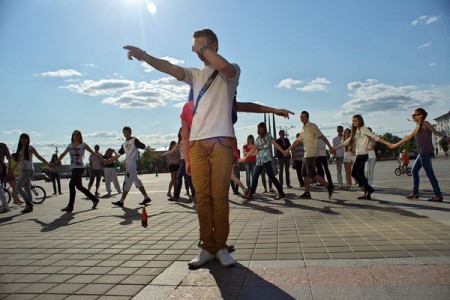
[375,132,401,158]
[403,139,416,154]
[137,151,156,173]
[439,138,448,154]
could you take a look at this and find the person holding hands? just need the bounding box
[390,108,449,202]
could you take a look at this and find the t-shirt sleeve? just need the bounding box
[181,68,193,85]
[118,146,125,155]
[362,127,380,142]
[313,124,323,138]
[134,138,146,150]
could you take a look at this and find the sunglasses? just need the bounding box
[412,114,421,117]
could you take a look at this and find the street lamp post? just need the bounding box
[276,125,296,138]
[49,143,61,155]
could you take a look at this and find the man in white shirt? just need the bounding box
[88,145,103,197]
[124,28,238,268]
[111,127,154,207]
[332,126,345,187]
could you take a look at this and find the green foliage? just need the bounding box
[135,151,167,173]
[403,139,417,153]
[439,138,449,153]
[374,132,401,158]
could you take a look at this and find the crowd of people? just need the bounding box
[1,29,449,270]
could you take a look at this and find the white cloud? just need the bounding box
[62,79,135,96]
[142,56,185,73]
[277,77,330,92]
[276,78,303,89]
[35,69,83,78]
[418,41,432,49]
[297,84,327,92]
[297,77,331,92]
[429,62,436,67]
[83,63,97,68]
[136,133,179,149]
[102,78,189,110]
[2,129,22,135]
[339,79,446,117]
[411,15,439,26]
[173,102,186,109]
[84,131,121,139]
[103,92,166,109]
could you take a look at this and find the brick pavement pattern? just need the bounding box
[1,159,449,299]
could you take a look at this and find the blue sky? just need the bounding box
[1,0,449,160]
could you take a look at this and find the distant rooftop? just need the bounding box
[434,110,450,121]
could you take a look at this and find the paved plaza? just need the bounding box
[0,158,449,299]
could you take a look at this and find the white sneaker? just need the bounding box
[216,248,236,267]
[188,249,215,268]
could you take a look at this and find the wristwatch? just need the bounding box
[198,45,208,55]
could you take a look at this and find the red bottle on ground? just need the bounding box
[141,207,148,228]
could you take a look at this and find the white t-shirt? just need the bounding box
[332,135,345,158]
[19,145,35,171]
[318,139,327,157]
[118,137,146,162]
[367,141,376,159]
[340,127,380,156]
[67,143,86,170]
[182,64,240,141]
[89,153,103,170]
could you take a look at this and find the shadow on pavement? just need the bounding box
[284,198,340,215]
[206,262,295,299]
[320,199,428,218]
[0,214,16,225]
[115,207,141,225]
[34,212,76,232]
[229,199,283,215]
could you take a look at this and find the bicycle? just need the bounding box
[394,160,412,176]
[2,183,47,204]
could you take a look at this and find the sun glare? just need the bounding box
[147,2,157,14]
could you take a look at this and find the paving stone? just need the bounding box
[1,166,450,299]
[105,284,145,296]
[74,283,115,295]
[1,293,39,300]
[15,282,57,293]
[45,283,85,294]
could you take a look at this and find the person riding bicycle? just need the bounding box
[399,149,409,173]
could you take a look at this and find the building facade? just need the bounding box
[433,110,450,155]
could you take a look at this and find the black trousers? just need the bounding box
[69,168,97,208]
[352,154,369,189]
[251,161,284,196]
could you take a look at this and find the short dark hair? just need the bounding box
[337,125,343,131]
[123,126,132,133]
[193,28,218,50]
[279,130,285,135]
[301,111,309,118]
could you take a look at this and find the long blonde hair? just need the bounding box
[349,115,364,150]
